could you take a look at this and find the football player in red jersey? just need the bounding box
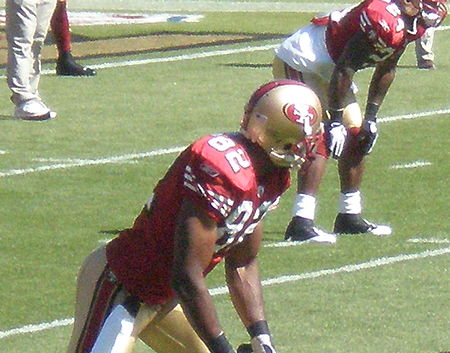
[272,0,447,242]
[50,0,96,76]
[66,80,323,353]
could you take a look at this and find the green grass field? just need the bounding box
[0,2,449,353]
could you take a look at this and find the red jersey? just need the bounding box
[106,133,290,306]
[324,0,426,63]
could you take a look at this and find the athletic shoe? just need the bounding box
[333,213,392,236]
[284,216,337,244]
[417,60,435,70]
[14,99,57,121]
[56,52,96,76]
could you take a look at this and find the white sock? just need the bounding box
[339,191,362,214]
[292,193,316,220]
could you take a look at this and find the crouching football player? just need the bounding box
[66,80,324,353]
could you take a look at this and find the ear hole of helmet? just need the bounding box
[243,112,268,144]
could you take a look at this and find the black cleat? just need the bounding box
[284,216,336,243]
[333,213,392,236]
[56,52,96,76]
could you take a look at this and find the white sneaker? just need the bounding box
[369,224,392,237]
[14,99,57,121]
[308,227,337,244]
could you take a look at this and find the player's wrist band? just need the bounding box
[327,108,344,122]
[365,102,379,121]
[247,320,270,337]
[207,332,234,353]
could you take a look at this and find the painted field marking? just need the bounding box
[64,44,279,72]
[210,246,450,295]
[0,245,449,340]
[0,146,186,178]
[0,44,278,80]
[407,238,450,244]
[390,160,433,169]
[1,108,449,179]
[265,240,308,248]
[0,318,74,341]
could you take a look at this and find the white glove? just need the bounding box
[325,121,347,159]
[250,334,276,353]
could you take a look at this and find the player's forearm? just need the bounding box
[329,65,355,115]
[225,258,266,327]
[172,272,225,344]
[367,62,396,106]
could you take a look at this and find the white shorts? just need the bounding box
[275,24,335,82]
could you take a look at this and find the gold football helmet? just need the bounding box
[241,80,322,168]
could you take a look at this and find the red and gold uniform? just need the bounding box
[106,132,290,306]
[67,80,322,353]
[325,0,426,64]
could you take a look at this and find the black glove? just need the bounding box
[358,119,378,155]
[237,335,277,353]
[238,321,277,353]
[207,333,236,353]
[237,344,253,353]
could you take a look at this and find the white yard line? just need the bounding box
[407,238,450,244]
[390,160,433,169]
[0,147,186,178]
[1,245,449,340]
[1,107,448,179]
[0,44,279,79]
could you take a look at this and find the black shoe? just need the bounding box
[56,52,96,76]
[284,216,336,243]
[333,213,392,236]
[237,344,252,353]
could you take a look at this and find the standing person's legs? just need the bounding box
[416,27,435,69]
[30,0,56,94]
[333,104,392,236]
[6,0,38,104]
[273,56,336,243]
[50,0,97,76]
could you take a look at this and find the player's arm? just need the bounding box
[171,199,234,353]
[358,49,403,154]
[329,31,375,112]
[366,49,402,109]
[225,223,277,353]
[326,31,374,158]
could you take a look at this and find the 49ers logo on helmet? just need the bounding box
[282,103,318,135]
